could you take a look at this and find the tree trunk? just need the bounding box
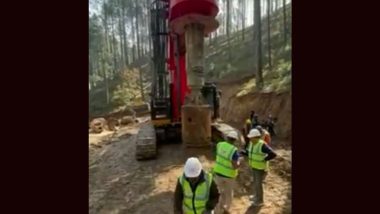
[254,0,263,90]
[102,1,110,55]
[102,1,113,79]
[143,4,149,57]
[140,14,144,57]
[90,58,96,88]
[226,0,231,61]
[283,0,287,45]
[267,0,272,68]
[117,0,125,71]
[135,3,141,59]
[132,45,136,62]
[214,30,218,45]
[118,12,125,71]
[131,15,136,62]
[241,0,246,41]
[96,54,101,79]
[139,68,145,101]
[89,55,93,88]
[121,0,129,66]
[96,55,103,81]
[102,52,110,104]
[111,14,118,76]
[146,0,152,57]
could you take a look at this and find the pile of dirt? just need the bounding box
[270,149,292,181]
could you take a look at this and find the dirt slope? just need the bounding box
[218,79,291,142]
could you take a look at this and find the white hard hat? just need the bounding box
[247,129,261,138]
[184,157,202,178]
[226,131,238,139]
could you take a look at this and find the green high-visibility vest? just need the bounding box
[248,139,269,170]
[213,141,238,178]
[179,172,213,214]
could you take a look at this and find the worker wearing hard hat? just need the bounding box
[256,125,271,146]
[174,157,220,214]
[266,114,277,137]
[245,117,252,131]
[246,111,259,133]
[249,110,260,128]
[246,129,277,207]
[213,131,241,214]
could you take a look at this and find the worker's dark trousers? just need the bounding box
[268,127,276,136]
[252,168,267,204]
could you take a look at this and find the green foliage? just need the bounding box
[110,68,144,106]
[262,59,291,93]
[278,60,291,76]
[206,3,292,93]
[111,84,134,106]
[236,78,257,97]
[88,0,291,116]
[89,66,148,116]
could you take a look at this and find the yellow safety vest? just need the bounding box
[213,141,238,178]
[179,172,213,214]
[248,139,269,170]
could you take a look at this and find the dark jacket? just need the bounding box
[173,170,220,214]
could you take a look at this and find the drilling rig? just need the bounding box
[136,0,237,160]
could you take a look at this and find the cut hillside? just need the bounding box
[207,3,292,141]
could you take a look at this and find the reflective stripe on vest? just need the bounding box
[213,142,238,178]
[248,139,268,170]
[179,172,213,214]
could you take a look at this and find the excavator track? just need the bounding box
[135,122,157,160]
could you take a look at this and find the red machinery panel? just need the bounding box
[168,34,189,122]
[169,0,219,35]
[169,0,219,20]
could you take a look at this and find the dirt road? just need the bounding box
[89,121,291,214]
